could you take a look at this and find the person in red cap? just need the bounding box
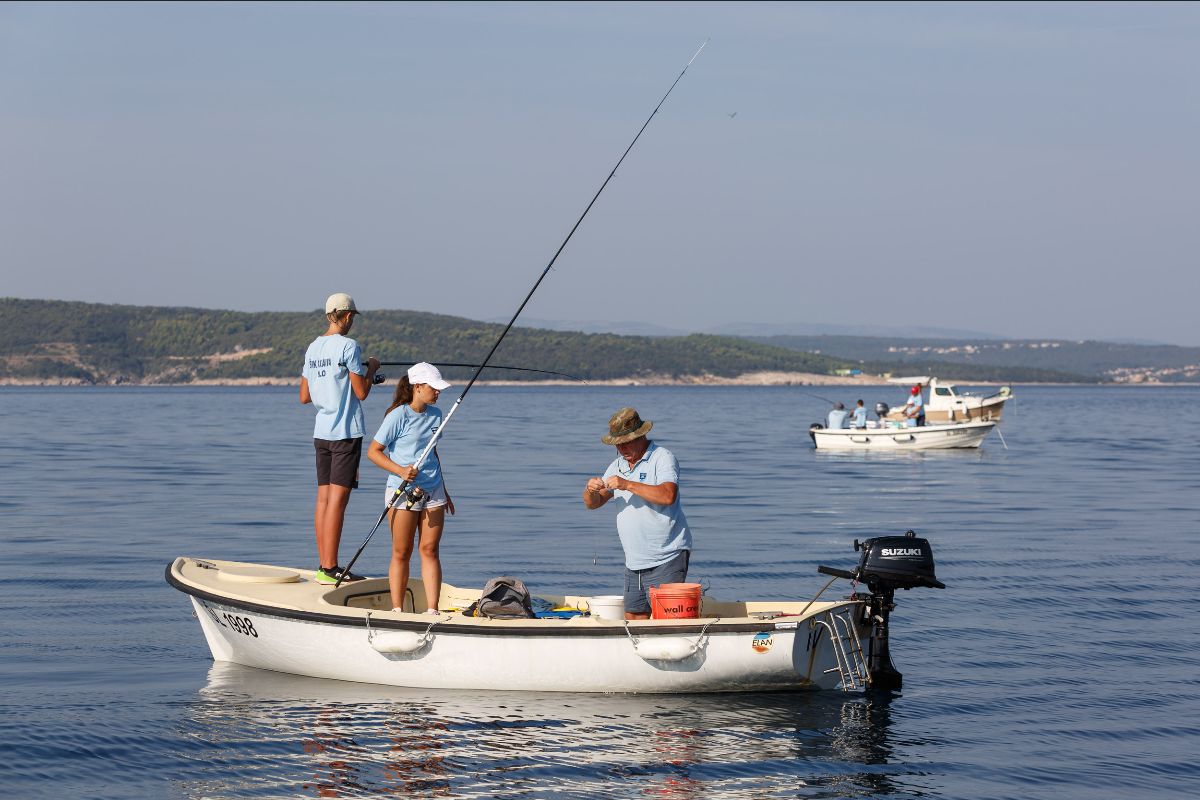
[904,384,926,427]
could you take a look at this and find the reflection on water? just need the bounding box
[179,663,904,799]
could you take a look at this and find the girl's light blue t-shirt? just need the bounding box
[373,404,445,493]
[302,334,365,440]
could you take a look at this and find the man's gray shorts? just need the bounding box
[623,550,690,614]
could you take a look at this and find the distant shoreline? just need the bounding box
[3,372,1191,388]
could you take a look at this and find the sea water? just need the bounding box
[1,385,1198,798]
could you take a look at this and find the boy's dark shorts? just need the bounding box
[624,550,690,614]
[314,437,362,489]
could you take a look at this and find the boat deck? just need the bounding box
[170,557,854,632]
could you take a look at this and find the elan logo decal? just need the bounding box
[751,632,774,653]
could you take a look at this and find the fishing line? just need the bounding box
[799,390,840,405]
[337,40,709,587]
[369,362,589,384]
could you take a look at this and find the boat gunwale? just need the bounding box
[814,420,996,436]
[167,561,856,638]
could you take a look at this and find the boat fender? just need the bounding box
[368,630,430,654]
[633,637,698,662]
[365,611,435,654]
[626,619,718,662]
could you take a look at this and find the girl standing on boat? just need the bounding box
[367,362,454,614]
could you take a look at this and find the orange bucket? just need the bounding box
[649,582,702,619]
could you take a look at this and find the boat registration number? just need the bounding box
[201,602,260,638]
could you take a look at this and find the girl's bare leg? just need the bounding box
[388,508,418,610]
[417,507,446,611]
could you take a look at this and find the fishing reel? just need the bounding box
[401,486,425,511]
[372,373,387,385]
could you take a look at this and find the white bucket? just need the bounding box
[583,595,625,620]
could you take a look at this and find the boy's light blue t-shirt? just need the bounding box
[602,442,692,571]
[373,404,445,493]
[302,334,366,440]
[851,407,867,428]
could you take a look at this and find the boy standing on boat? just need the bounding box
[300,292,380,585]
[851,399,868,429]
[583,408,692,620]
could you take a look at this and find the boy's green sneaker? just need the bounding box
[315,566,366,585]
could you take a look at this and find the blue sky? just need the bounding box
[3,2,1198,345]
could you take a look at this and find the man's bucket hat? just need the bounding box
[602,407,653,445]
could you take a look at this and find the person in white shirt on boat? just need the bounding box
[826,402,849,429]
[583,408,692,621]
[368,363,455,615]
[850,400,868,429]
[904,385,926,427]
[300,292,380,586]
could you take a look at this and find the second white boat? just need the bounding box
[809,420,997,450]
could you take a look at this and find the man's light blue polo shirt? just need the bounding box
[602,441,692,571]
[827,408,849,429]
[302,334,366,440]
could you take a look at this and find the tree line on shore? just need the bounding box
[1,298,1112,385]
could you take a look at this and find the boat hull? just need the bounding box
[924,395,1008,424]
[171,558,871,694]
[811,420,995,450]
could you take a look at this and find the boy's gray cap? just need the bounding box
[325,293,358,315]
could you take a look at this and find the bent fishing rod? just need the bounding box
[337,40,709,587]
[345,364,588,386]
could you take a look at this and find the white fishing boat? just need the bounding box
[167,533,943,694]
[888,376,1013,424]
[809,419,997,450]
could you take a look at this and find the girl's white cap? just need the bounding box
[408,362,451,390]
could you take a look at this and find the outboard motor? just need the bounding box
[874,401,890,421]
[808,422,824,444]
[818,530,943,690]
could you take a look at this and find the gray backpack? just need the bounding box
[466,576,536,619]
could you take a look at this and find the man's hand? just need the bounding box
[583,477,611,509]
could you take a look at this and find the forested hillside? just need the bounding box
[11,298,1184,385]
[0,298,846,384]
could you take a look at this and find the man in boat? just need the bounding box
[300,292,380,585]
[904,384,926,427]
[826,402,849,429]
[583,408,692,621]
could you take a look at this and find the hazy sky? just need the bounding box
[3,2,1198,345]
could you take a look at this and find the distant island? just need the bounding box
[2,298,1197,386]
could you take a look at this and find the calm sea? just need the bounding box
[1,384,1198,799]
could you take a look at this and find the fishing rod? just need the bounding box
[336,40,709,587]
[799,390,840,405]
[370,362,589,384]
